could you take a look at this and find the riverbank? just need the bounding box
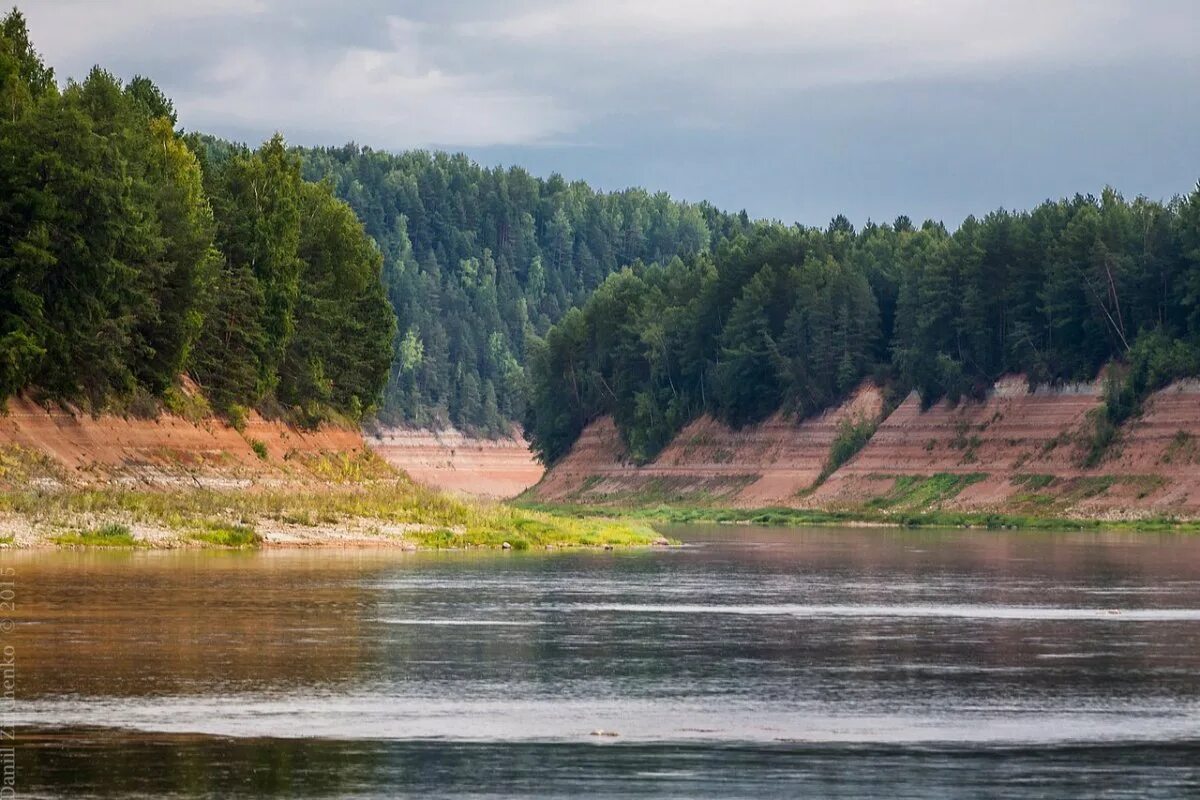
[517,500,1200,533]
[0,394,660,551]
[527,378,1200,518]
[0,481,663,550]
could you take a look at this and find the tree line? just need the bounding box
[0,11,394,424]
[298,145,753,434]
[525,189,1200,465]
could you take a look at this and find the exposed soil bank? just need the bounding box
[534,386,883,508]
[0,396,652,550]
[0,394,369,488]
[530,377,1200,520]
[367,426,543,499]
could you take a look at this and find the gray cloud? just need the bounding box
[21,0,1200,224]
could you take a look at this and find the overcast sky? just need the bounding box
[24,0,1200,226]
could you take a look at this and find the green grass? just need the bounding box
[1011,492,1057,509]
[249,439,269,460]
[563,474,757,506]
[52,523,138,548]
[1062,475,1116,502]
[1011,473,1056,491]
[520,501,864,527]
[3,478,663,550]
[188,524,261,548]
[569,475,605,498]
[866,473,988,510]
[516,499,1200,533]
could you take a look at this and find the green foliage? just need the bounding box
[225,404,248,433]
[275,181,394,422]
[249,439,268,460]
[0,15,395,423]
[1086,330,1200,465]
[53,523,136,548]
[518,499,1200,533]
[1012,473,1056,491]
[526,225,883,463]
[161,384,212,423]
[6,9,1200,460]
[7,483,662,550]
[189,524,260,548]
[820,416,877,483]
[0,48,218,405]
[528,185,1200,465]
[867,473,988,510]
[297,145,746,435]
[1163,431,1199,465]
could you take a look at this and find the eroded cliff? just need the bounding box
[531,377,1200,518]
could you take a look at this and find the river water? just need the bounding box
[8,526,1200,798]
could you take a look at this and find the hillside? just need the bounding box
[529,377,1200,519]
[298,146,752,435]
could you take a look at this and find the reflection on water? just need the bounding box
[10,526,1200,798]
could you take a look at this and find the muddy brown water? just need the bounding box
[7,526,1200,798]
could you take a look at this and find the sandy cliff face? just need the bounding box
[367,427,544,499]
[0,395,370,488]
[1093,380,1200,513]
[531,384,884,507]
[532,376,1200,518]
[0,393,544,497]
[810,376,1102,510]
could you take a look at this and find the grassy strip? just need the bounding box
[516,500,1200,533]
[2,479,662,550]
[187,524,262,549]
[867,473,988,510]
[52,523,140,548]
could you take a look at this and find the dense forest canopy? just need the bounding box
[0,11,394,423]
[524,189,1200,465]
[297,146,753,434]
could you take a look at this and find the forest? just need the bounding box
[1,9,753,434]
[0,11,394,424]
[524,189,1200,465]
[297,145,752,434]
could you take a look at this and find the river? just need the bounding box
[8,526,1200,798]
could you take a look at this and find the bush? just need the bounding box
[1086,331,1200,465]
[818,415,877,484]
[226,404,249,433]
[162,385,212,423]
[125,389,160,420]
[189,524,260,548]
[250,439,269,460]
[53,523,137,548]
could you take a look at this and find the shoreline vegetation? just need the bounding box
[516,500,1200,534]
[0,480,665,551]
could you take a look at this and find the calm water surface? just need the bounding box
[8,526,1200,798]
